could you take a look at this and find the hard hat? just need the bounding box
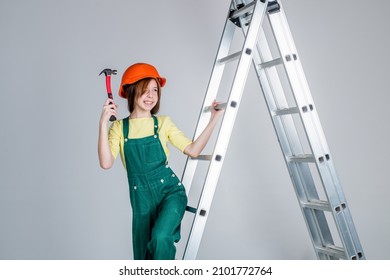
[118,63,166,98]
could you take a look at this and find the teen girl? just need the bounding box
[98,63,223,260]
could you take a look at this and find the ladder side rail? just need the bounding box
[247,26,336,257]
[183,0,269,259]
[267,3,364,259]
[181,5,236,195]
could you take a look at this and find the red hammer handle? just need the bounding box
[105,76,115,121]
[106,75,112,95]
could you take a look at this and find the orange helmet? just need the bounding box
[118,63,166,98]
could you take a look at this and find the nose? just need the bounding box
[145,89,156,98]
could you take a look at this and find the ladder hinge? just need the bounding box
[229,4,245,28]
[267,0,281,14]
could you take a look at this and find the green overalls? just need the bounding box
[123,116,188,260]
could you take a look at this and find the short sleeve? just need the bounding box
[108,120,123,159]
[164,116,192,153]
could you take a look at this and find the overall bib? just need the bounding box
[123,116,188,260]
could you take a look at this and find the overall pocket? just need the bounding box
[141,141,164,165]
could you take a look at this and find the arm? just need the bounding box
[184,100,224,158]
[98,98,118,169]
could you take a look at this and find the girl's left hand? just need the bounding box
[210,100,225,121]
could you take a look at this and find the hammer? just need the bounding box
[99,68,117,121]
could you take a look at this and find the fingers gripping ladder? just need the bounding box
[181,0,364,260]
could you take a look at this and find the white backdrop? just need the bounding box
[1,0,389,259]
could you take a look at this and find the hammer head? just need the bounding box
[99,68,117,76]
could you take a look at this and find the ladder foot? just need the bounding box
[351,252,364,260]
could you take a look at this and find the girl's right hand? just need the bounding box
[100,98,118,125]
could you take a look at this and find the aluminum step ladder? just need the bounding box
[180,0,364,260]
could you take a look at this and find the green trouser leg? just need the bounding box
[131,181,187,260]
[148,188,187,260]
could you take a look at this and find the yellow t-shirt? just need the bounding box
[108,115,192,167]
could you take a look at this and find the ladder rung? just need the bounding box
[273,106,299,116]
[218,51,241,64]
[186,206,197,214]
[315,245,346,259]
[230,2,255,20]
[302,199,331,212]
[288,154,315,163]
[258,57,283,69]
[203,102,228,112]
[192,155,212,161]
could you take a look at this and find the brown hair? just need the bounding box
[122,78,162,114]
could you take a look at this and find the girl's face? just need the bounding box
[134,79,159,113]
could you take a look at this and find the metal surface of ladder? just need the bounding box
[181,0,364,260]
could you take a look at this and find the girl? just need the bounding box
[98,63,223,260]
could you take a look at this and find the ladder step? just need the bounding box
[203,102,228,112]
[258,57,283,69]
[288,154,315,163]
[192,154,223,162]
[315,245,346,259]
[186,206,197,214]
[192,155,212,161]
[273,106,299,116]
[302,199,331,212]
[218,51,241,65]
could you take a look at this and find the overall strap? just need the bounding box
[123,117,130,139]
[152,115,159,135]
